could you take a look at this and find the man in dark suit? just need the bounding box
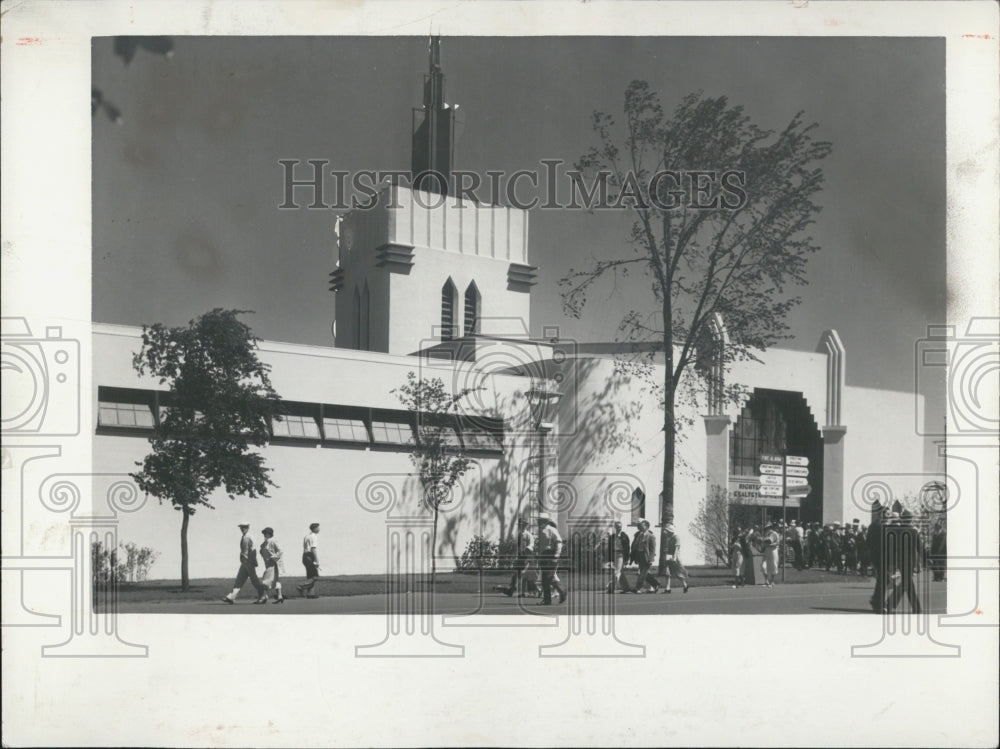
[868,501,887,613]
[886,509,923,614]
[604,520,633,593]
[631,519,660,593]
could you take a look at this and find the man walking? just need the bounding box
[504,518,536,597]
[886,509,923,614]
[221,522,264,604]
[298,522,321,599]
[631,519,660,593]
[604,519,633,594]
[536,513,567,605]
[660,522,690,594]
[868,501,888,612]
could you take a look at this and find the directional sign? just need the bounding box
[760,474,784,486]
[759,485,784,496]
[785,465,809,477]
[786,455,809,467]
[759,465,784,475]
[760,454,784,464]
[787,483,812,495]
[758,492,802,507]
[786,476,809,487]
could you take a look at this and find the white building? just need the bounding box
[92,41,932,579]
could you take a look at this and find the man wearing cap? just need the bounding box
[221,522,264,604]
[536,514,567,605]
[660,521,690,593]
[603,519,633,594]
[630,519,660,593]
[298,522,321,599]
[885,509,922,614]
[868,502,885,610]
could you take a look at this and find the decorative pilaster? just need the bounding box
[818,330,847,523]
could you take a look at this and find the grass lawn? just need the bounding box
[112,564,870,605]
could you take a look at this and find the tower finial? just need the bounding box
[412,34,455,196]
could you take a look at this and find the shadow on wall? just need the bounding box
[560,357,649,477]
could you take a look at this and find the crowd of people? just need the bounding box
[730,505,941,613]
[218,502,942,613]
[498,515,691,600]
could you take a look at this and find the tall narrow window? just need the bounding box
[352,286,361,349]
[441,278,457,341]
[463,281,480,337]
[361,281,371,350]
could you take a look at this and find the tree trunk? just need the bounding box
[660,350,676,574]
[180,505,191,592]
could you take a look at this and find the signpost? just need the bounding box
[758,453,810,581]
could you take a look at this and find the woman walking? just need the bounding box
[739,527,757,587]
[761,522,781,588]
[259,527,285,604]
[731,527,746,588]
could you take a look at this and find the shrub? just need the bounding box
[457,535,499,571]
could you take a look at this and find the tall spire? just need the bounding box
[412,35,456,196]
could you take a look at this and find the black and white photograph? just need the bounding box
[2,2,997,747]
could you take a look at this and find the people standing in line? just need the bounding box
[504,518,536,597]
[630,519,660,593]
[761,522,780,588]
[259,527,285,604]
[298,522,321,599]
[929,521,947,582]
[660,522,690,594]
[739,526,757,587]
[886,509,923,614]
[731,527,745,588]
[222,522,264,604]
[536,514,567,605]
[790,520,805,570]
[604,519,633,594]
[806,522,821,569]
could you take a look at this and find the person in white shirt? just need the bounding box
[259,527,285,604]
[503,518,536,597]
[222,522,264,604]
[298,522,321,599]
[536,514,567,605]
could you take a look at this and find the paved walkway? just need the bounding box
[117,579,945,616]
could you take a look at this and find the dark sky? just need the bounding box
[92,36,946,398]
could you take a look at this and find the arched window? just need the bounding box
[463,281,480,337]
[361,282,370,350]
[352,286,361,349]
[441,278,457,341]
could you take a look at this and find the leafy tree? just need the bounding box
[393,372,477,582]
[130,309,281,590]
[561,83,832,553]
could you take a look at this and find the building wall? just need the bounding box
[94,325,536,580]
[840,385,933,520]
